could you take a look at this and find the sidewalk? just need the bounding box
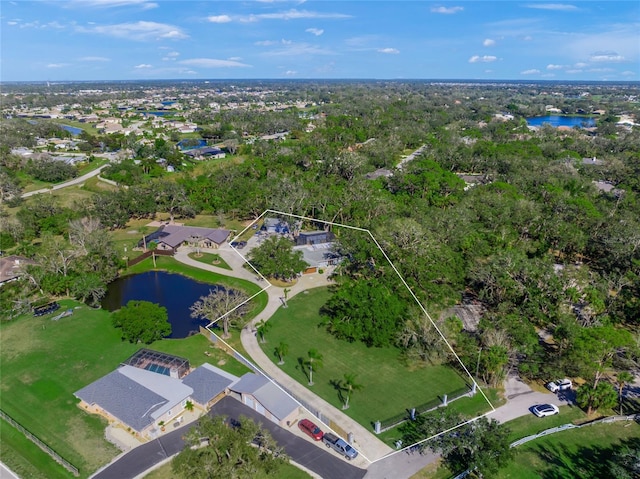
[173,246,394,463]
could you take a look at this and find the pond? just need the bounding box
[61,124,83,136]
[526,115,595,128]
[101,271,224,338]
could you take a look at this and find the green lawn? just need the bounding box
[496,421,640,479]
[0,297,254,478]
[188,251,232,270]
[504,404,588,443]
[259,287,474,432]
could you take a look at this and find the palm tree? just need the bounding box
[616,371,634,414]
[340,373,363,410]
[274,342,289,365]
[256,319,272,343]
[305,349,323,386]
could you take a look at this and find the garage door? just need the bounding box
[244,396,255,409]
[255,401,266,416]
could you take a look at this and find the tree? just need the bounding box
[305,349,323,386]
[71,273,106,307]
[576,381,618,415]
[321,280,407,347]
[247,236,308,281]
[615,371,634,414]
[610,441,640,479]
[190,288,249,339]
[172,415,287,479]
[340,373,363,410]
[274,341,289,365]
[255,319,272,343]
[569,326,634,390]
[111,300,171,344]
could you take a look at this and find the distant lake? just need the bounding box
[61,124,83,136]
[527,115,595,128]
[177,139,207,150]
[144,111,172,117]
[101,271,225,338]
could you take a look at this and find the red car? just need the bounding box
[298,418,323,441]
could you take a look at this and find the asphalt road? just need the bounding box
[92,396,366,479]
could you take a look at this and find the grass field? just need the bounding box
[496,421,640,479]
[259,287,476,431]
[188,251,232,270]
[504,404,588,443]
[0,297,253,478]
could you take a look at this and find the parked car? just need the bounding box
[532,403,560,417]
[230,241,247,249]
[298,418,323,441]
[322,432,358,460]
[546,378,572,393]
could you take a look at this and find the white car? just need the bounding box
[532,403,560,417]
[546,379,572,393]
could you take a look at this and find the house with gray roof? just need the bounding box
[139,225,230,251]
[229,373,300,426]
[75,365,193,438]
[182,363,240,408]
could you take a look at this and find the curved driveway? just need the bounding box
[173,247,394,462]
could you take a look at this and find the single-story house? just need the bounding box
[75,365,194,438]
[75,360,241,438]
[296,231,334,246]
[228,373,300,427]
[0,256,37,287]
[139,225,231,251]
[182,363,239,409]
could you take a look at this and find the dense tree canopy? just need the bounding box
[172,415,288,479]
[112,300,171,344]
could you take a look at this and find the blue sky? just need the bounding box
[2,1,638,81]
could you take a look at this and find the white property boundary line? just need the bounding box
[203,209,495,465]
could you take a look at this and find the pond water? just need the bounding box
[526,115,595,128]
[61,124,83,136]
[101,271,224,338]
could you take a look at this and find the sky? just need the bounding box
[1,0,639,82]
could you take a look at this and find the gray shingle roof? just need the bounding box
[230,373,299,422]
[159,225,230,248]
[182,363,239,405]
[74,365,193,432]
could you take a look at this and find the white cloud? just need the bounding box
[7,21,18,25]
[468,55,497,63]
[240,9,350,22]
[179,58,251,68]
[255,39,292,46]
[207,15,231,24]
[135,64,153,68]
[77,21,188,41]
[546,64,564,70]
[47,63,68,68]
[378,48,399,54]
[521,69,541,75]
[589,51,626,63]
[566,69,583,74]
[67,0,157,9]
[284,70,297,76]
[483,38,495,47]
[621,71,636,76]
[525,3,578,11]
[574,62,588,68]
[261,42,335,57]
[228,56,243,61]
[431,6,464,14]
[306,28,324,36]
[79,56,110,62]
